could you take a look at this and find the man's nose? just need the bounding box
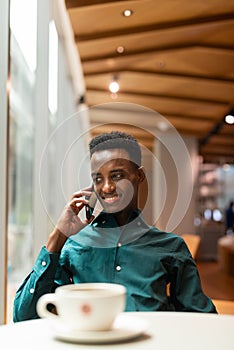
[102,179,115,193]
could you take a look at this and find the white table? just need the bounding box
[1,312,234,350]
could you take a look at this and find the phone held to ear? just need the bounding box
[85,189,98,220]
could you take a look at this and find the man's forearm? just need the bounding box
[13,247,61,322]
[46,228,68,253]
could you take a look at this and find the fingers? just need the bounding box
[69,198,86,215]
[70,189,93,201]
[67,187,97,217]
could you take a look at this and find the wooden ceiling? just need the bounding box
[65,0,234,164]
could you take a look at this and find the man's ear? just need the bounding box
[137,166,146,183]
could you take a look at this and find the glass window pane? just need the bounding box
[8,0,37,322]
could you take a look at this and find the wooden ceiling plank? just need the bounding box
[64,0,234,164]
[84,67,234,84]
[125,69,234,84]
[68,0,234,37]
[85,67,234,84]
[90,124,154,140]
[82,48,234,82]
[86,82,229,109]
[72,13,234,42]
[86,89,228,120]
[65,0,130,10]
[81,45,234,66]
[77,19,234,59]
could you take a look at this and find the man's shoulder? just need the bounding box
[142,226,186,251]
[148,226,181,239]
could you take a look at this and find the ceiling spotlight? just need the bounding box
[122,9,133,17]
[225,114,234,124]
[109,76,119,93]
[116,46,125,54]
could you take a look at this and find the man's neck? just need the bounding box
[113,208,139,227]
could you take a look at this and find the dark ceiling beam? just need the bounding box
[74,13,234,41]
[200,154,234,164]
[208,135,234,146]
[199,119,225,147]
[199,144,234,156]
[65,0,131,9]
[198,118,234,153]
[220,125,234,135]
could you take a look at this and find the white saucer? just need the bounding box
[50,314,149,344]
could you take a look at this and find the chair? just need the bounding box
[212,299,234,315]
[217,235,234,276]
[181,234,201,259]
[166,234,201,297]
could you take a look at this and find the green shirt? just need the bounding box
[13,211,216,322]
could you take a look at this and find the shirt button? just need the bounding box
[102,220,106,224]
[30,288,35,294]
[41,261,47,266]
[137,221,141,226]
[116,265,121,271]
[117,242,122,247]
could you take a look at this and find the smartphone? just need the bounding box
[85,187,98,220]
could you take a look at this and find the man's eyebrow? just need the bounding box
[91,168,125,177]
[110,168,125,173]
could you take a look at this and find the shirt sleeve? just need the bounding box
[13,246,71,322]
[169,239,217,313]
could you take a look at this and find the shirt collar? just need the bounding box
[90,209,150,245]
[91,209,148,226]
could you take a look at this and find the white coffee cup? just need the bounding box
[36,283,126,331]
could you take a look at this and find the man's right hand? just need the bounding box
[46,188,93,252]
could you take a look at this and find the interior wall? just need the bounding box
[153,133,199,235]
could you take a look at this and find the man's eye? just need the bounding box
[93,177,102,184]
[112,173,124,180]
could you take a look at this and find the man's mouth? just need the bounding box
[102,194,122,204]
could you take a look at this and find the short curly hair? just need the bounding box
[89,131,141,167]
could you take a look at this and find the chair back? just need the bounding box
[212,299,234,315]
[181,234,201,259]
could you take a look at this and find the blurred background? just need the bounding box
[1,0,234,323]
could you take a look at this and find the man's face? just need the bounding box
[90,148,143,214]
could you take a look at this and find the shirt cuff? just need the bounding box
[33,246,60,277]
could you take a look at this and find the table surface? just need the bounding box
[1,312,234,350]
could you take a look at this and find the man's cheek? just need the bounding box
[116,179,134,206]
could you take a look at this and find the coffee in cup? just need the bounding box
[36,283,126,331]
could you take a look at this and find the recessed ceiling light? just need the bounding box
[122,9,133,17]
[109,76,119,93]
[116,46,125,54]
[225,114,234,124]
